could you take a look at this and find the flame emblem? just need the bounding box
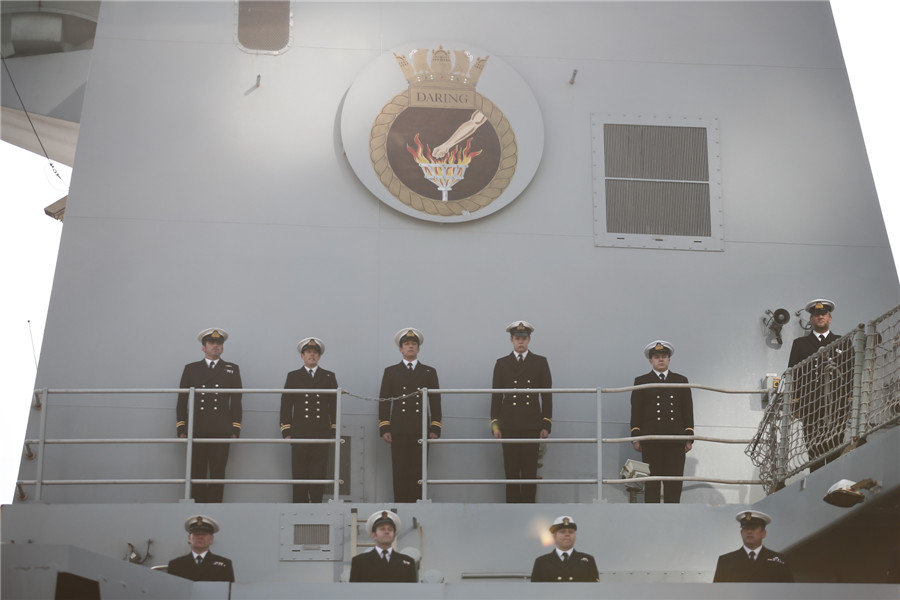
[405,110,486,201]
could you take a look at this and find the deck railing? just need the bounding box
[19,304,898,502]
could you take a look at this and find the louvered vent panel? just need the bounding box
[604,124,708,181]
[294,524,330,546]
[606,180,711,236]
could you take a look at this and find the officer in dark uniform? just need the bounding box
[491,321,552,503]
[349,510,418,582]
[280,337,338,503]
[379,328,442,502]
[167,515,235,582]
[787,299,851,472]
[630,340,693,503]
[176,328,242,503]
[530,516,599,582]
[714,510,794,582]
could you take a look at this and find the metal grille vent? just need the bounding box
[237,1,290,53]
[604,124,708,181]
[592,116,722,251]
[604,124,709,237]
[606,180,711,236]
[294,523,330,546]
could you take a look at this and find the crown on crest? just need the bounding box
[394,46,489,88]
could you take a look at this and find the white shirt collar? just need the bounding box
[653,369,670,378]
[404,359,418,369]
[555,547,574,560]
[205,359,217,367]
[307,366,318,375]
[742,545,762,558]
[192,550,209,559]
[515,351,529,360]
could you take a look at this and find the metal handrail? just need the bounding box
[419,384,768,501]
[20,383,769,502]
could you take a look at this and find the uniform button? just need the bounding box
[213,407,218,410]
[200,399,205,403]
[200,407,205,411]
[525,402,530,405]
[305,415,309,418]
[656,417,661,421]
[512,402,517,406]
[513,394,517,399]
[557,577,562,581]
[416,409,420,413]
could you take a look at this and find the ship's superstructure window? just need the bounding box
[236,0,291,54]
[592,116,723,251]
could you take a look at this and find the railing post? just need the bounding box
[332,388,342,501]
[596,387,603,503]
[183,387,195,501]
[857,321,878,440]
[775,379,791,485]
[849,325,867,441]
[34,388,50,501]
[420,388,429,501]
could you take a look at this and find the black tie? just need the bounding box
[209,361,215,370]
[659,373,665,382]
[308,369,314,378]
[818,334,825,343]
[381,549,389,563]
[748,551,755,561]
[407,363,413,371]
[517,354,523,364]
[561,552,569,562]
[196,555,203,565]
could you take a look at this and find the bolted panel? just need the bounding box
[592,114,723,251]
[280,510,344,561]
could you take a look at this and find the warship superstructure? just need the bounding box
[2,2,898,598]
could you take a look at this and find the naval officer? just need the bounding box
[530,516,600,582]
[280,337,338,503]
[630,340,694,503]
[787,299,851,472]
[378,328,442,502]
[713,511,794,582]
[176,328,242,503]
[491,321,552,503]
[167,515,235,582]
[349,510,418,582]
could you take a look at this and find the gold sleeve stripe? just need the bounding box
[280,424,290,431]
[379,420,391,427]
[232,423,242,429]
[431,421,442,427]
[176,421,186,427]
